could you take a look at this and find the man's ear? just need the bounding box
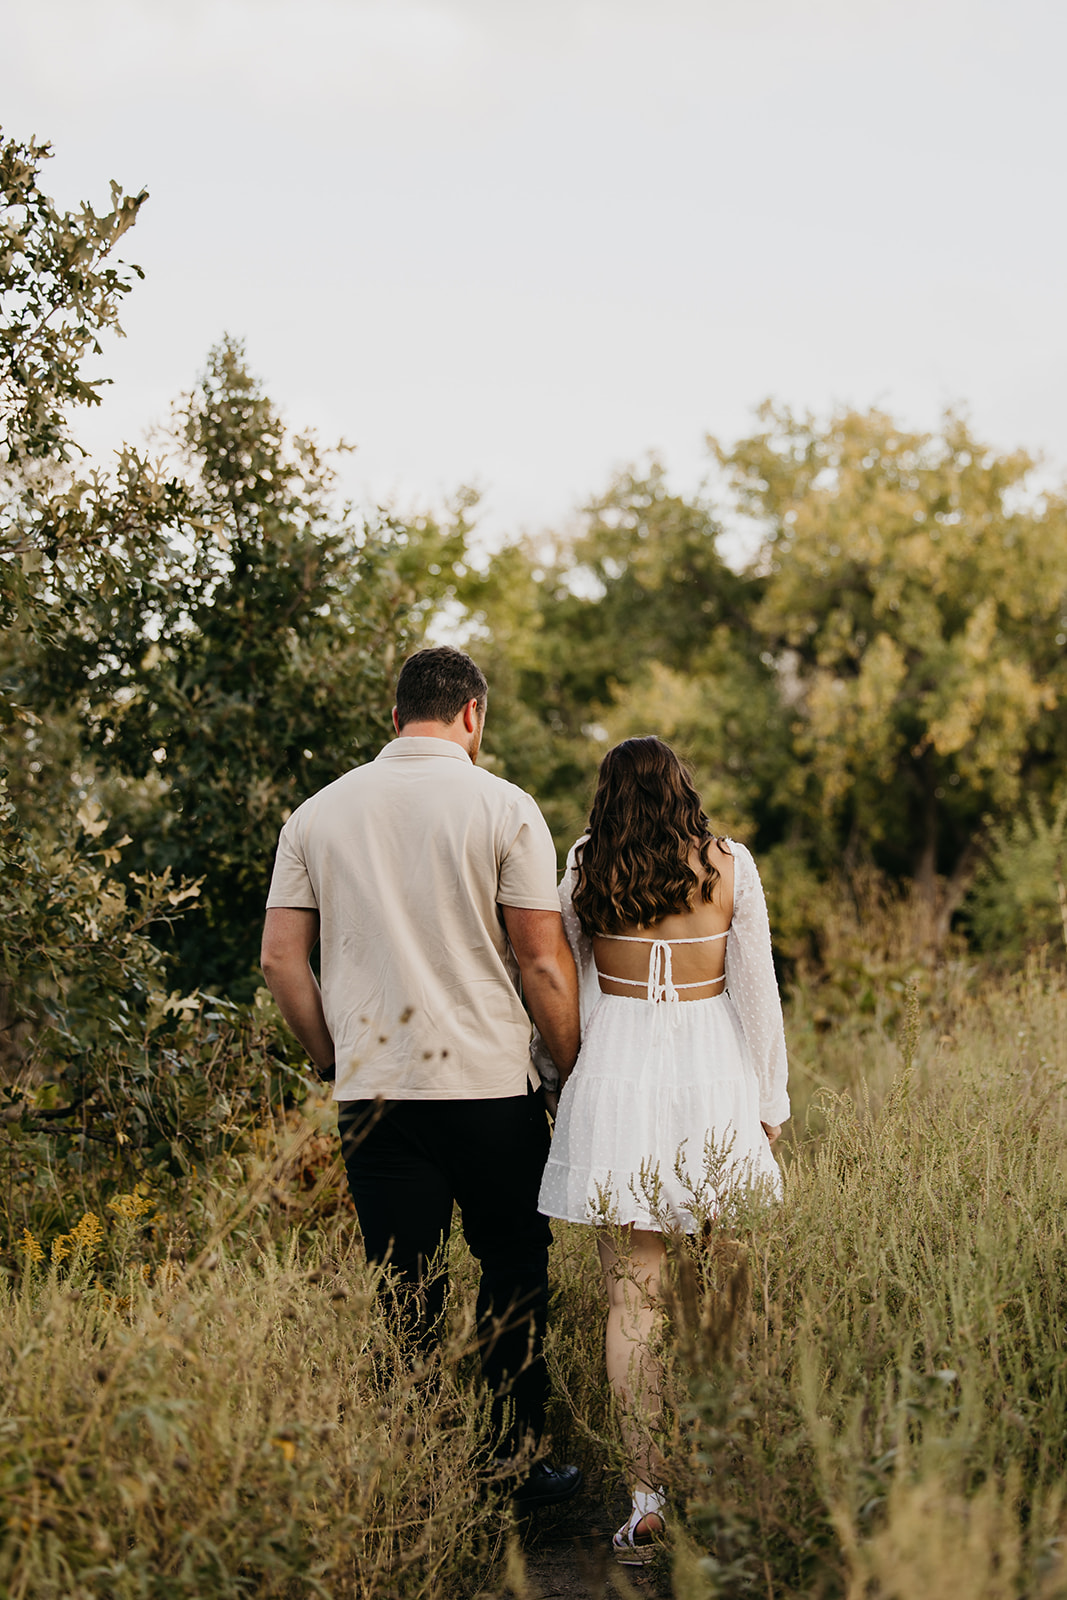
[392,706,401,734]
[462,698,480,732]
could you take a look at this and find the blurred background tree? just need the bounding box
[460,462,789,852]
[714,404,1067,940]
[460,413,1067,962]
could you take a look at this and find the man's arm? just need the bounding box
[260,907,335,1076]
[502,906,580,1088]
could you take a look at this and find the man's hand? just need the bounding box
[261,908,335,1078]
[503,907,580,1088]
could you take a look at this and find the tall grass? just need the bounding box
[5,945,1067,1596]
[652,952,1067,1598]
[1,1209,513,1597]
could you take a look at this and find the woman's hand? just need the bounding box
[761,1121,781,1146]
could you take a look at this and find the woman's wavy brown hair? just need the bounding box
[572,736,720,936]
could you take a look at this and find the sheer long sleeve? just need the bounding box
[530,838,598,1090]
[723,841,790,1125]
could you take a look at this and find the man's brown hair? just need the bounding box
[395,646,488,728]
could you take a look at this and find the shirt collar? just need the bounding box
[375,736,472,764]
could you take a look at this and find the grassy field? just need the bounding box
[4,938,1067,1598]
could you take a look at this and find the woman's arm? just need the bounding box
[558,839,602,1030]
[723,844,790,1128]
[529,839,599,1097]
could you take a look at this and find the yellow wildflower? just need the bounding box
[19,1229,44,1264]
[70,1213,105,1257]
[108,1191,154,1223]
[51,1234,71,1266]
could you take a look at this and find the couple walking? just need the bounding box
[261,645,789,1565]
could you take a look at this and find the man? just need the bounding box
[260,645,581,1507]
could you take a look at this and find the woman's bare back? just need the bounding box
[592,840,735,1000]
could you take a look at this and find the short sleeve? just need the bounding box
[265,818,319,910]
[496,794,564,912]
[723,841,790,1125]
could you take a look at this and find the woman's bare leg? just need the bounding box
[597,1225,667,1498]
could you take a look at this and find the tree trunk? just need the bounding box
[914,756,939,912]
[912,757,983,949]
[934,831,984,947]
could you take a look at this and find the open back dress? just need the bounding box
[537,837,790,1233]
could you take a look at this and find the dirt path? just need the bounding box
[514,1485,673,1600]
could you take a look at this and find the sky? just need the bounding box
[4,0,1066,548]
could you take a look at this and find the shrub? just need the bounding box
[965,791,1067,958]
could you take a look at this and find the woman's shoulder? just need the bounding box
[714,837,758,894]
[563,838,588,876]
[717,835,754,863]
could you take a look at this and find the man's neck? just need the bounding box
[395,720,477,761]
[396,720,458,742]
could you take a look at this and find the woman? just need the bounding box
[537,737,789,1564]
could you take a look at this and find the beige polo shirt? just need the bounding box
[266,736,562,1101]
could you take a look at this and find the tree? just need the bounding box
[568,461,755,676]
[716,404,1067,931]
[35,338,469,997]
[0,130,146,476]
[0,131,225,1184]
[460,463,785,853]
[1,129,191,829]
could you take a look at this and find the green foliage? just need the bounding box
[0,131,177,784]
[0,774,179,1072]
[0,767,316,1253]
[0,137,325,1230]
[1,126,466,1005]
[469,410,1067,954]
[22,338,472,996]
[965,791,1067,957]
[461,463,783,858]
[0,130,178,691]
[570,462,756,679]
[715,404,1067,905]
[0,130,146,472]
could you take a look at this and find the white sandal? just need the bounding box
[612,1491,666,1565]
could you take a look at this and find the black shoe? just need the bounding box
[512,1460,583,1510]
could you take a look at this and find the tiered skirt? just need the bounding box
[537,991,781,1233]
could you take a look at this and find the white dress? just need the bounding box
[537,838,790,1233]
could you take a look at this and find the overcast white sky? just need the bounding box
[4,0,1065,544]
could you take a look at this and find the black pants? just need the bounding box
[338,1089,553,1453]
